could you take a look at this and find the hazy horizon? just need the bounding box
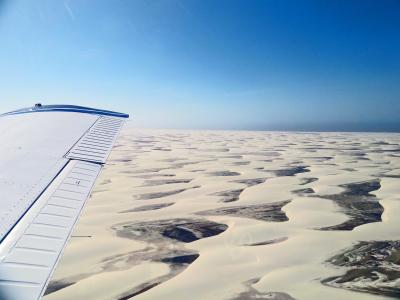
[0,0,399,132]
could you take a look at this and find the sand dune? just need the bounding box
[44,128,400,300]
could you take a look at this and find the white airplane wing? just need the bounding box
[0,104,129,300]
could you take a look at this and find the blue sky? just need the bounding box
[0,0,399,131]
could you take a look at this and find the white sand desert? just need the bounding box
[44,126,400,300]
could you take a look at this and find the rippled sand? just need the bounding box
[44,128,400,300]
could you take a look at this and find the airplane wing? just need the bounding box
[0,104,129,300]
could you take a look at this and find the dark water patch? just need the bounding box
[339,179,380,196]
[263,151,282,156]
[320,163,338,166]
[233,178,267,187]
[271,166,310,177]
[212,189,245,203]
[159,158,186,162]
[240,151,281,157]
[232,290,296,300]
[131,173,176,179]
[163,221,226,243]
[115,218,228,243]
[135,189,186,200]
[299,177,318,185]
[308,156,333,161]
[197,200,291,222]
[220,155,243,159]
[109,248,200,299]
[374,160,391,165]
[232,161,250,166]
[104,219,228,297]
[161,254,199,265]
[381,174,400,178]
[316,179,383,231]
[371,141,396,146]
[121,203,174,213]
[172,159,216,168]
[209,171,241,176]
[113,158,133,163]
[323,240,400,298]
[300,147,338,151]
[152,147,171,151]
[128,168,165,174]
[371,148,400,154]
[376,169,400,178]
[142,178,192,186]
[131,139,155,144]
[44,280,76,295]
[134,186,199,200]
[292,188,314,195]
[244,237,288,246]
[342,147,364,151]
[341,168,356,172]
[197,148,230,152]
[117,282,160,300]
[231,278,296,300]
[355,156,371,161]
[115,252,195,299]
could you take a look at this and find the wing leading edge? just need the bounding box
[0,105,128,300]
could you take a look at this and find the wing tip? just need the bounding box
[0,104,130,119]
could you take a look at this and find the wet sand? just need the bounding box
[44,128,400,300]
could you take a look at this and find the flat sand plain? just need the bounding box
[44,127,400,300]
